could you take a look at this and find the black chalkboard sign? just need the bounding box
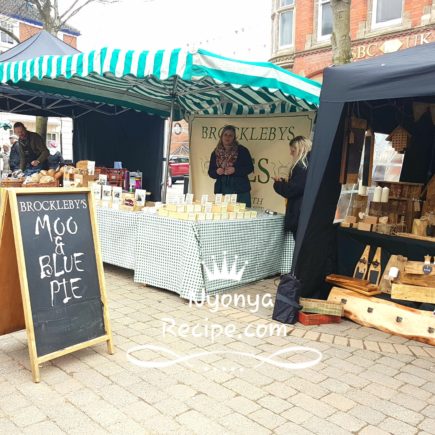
[1,188,113,382]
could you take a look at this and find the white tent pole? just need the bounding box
[161,77,178,202]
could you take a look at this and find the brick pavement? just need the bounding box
[0,264,434,434]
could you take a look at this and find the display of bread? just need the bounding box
[22,169,62,185]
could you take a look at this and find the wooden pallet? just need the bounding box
[327,287,435,346]
[391,283,435,304]
[300,297,343,316]
[405,261,435,276]
[325,274,381,296]
[379,255,407,294]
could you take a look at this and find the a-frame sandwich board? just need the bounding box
[0,187,114,382]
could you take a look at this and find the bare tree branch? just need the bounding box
[59,0,82,21]
[0,25,20,43]
[58,0,120,30]
[58,0,94,28]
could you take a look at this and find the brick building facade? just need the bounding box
[270,0,435,81]
[0,1,79,160]
[0,0,79,53]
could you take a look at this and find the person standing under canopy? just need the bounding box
[8,134,20,172]
[273,135,312,238]
[47,140,65,170]
[13,122,49,174]
[208,125,254,207]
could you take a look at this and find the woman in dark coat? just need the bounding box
[273,136,312,238]
[208,125,254,207]
[47,140,65,170]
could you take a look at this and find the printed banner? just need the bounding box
[189,113,315,213]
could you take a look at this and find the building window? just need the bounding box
[318,0,333,41]
[372,0,403,28]
[277,0,294,48]
[46,133,57,147]
[0,20,14,45]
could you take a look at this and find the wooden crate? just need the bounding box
[106,168,128,188]
[0,179,24,188]
[298,311,341,326]
[23,181,59,188]
[300,297,344,316]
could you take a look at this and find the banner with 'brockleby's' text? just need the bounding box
[189,113,315,213]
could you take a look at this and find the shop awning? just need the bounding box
[0,48,320,120]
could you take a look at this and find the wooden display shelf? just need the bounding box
[395,232,435,242]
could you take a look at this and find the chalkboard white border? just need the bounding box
[7,187,114,383]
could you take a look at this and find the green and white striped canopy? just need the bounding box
[0,47,321,119]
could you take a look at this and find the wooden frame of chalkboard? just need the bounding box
[0,187,114,382]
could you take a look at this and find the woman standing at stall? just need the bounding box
[208,125,254,207]
[273,135,312,238]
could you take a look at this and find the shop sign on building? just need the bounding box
[352,30,433,60]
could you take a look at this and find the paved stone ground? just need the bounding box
[0,265,434,434]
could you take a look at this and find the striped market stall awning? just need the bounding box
[0,47,321,119]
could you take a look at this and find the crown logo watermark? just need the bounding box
[202,252,248,282]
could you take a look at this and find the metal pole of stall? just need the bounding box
[161,79,178,202]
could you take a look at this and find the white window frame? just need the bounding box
[372,0,403,29]
[317,0,332,41]
[46,132,58,147]
[0,18,17,46]
[277,0,295,49]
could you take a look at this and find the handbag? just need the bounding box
[272,273,301,324]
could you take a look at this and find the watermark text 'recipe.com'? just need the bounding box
[161,317,289,343]
[159,291,288,343]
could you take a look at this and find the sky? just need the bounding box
[63,0,272,61]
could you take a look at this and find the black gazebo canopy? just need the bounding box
[294,42,435,298]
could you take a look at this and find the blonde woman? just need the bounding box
[273,136,312,237]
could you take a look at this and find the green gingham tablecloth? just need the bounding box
[133,213,294,300]
[96,206,139,270]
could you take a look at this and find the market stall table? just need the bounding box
[96,207,139,270]
[95,207,294,300]
[133,213,293,300]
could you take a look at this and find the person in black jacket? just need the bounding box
[273,136,312,237]
[208,125,254,207]
[8,134,20,172]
